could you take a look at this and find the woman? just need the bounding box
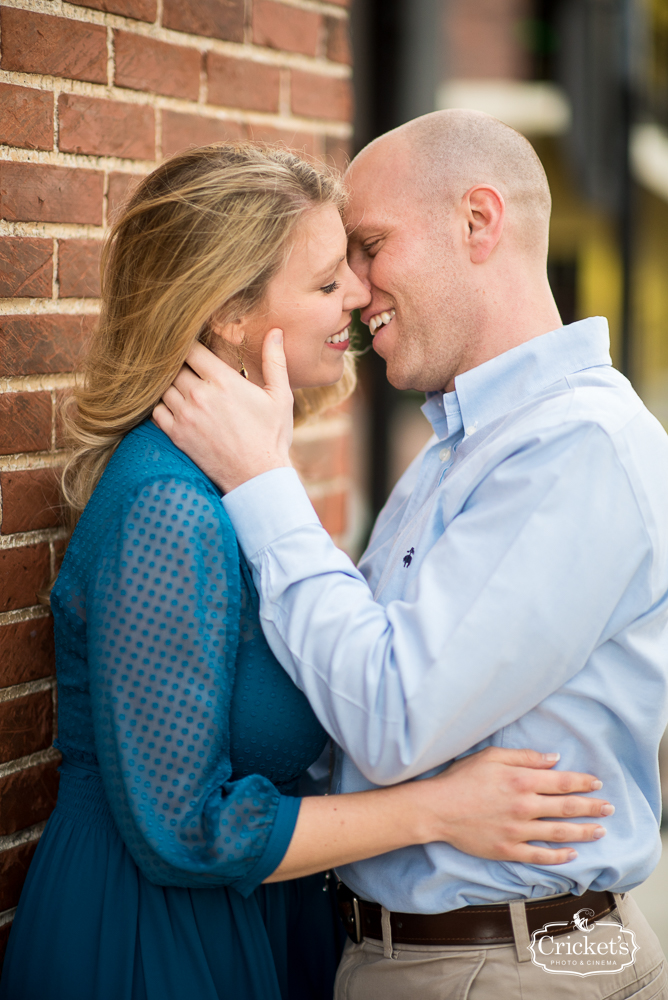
[0,144,610,1000]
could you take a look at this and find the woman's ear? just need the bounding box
[463,185,505,264]
[209,313,246,347]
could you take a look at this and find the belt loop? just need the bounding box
[380,906,393,959]
[612,892,628,928]
[509,900,532,963]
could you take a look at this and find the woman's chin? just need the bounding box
[289,366,345,391]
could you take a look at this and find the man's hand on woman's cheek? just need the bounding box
[153,331,293,493]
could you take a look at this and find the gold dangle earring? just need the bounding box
[236,347,248,379]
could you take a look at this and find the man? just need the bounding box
[155,111,668,998]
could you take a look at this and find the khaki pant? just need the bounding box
[334,893,667,1000]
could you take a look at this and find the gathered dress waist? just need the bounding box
[54,758,119,835]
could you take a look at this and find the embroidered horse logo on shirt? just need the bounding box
[403,548,415,568]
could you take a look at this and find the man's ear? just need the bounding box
[463,185,505,264]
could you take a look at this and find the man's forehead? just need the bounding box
[345,145,421,234]
[344,193,426,244]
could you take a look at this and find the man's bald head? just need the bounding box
[344,109,561,393]
[351,109,552,258]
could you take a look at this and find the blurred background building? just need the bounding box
[351,0,668,514]
[349,0,668,953]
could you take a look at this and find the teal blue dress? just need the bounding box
[0,421,344,1000]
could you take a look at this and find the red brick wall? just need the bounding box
[0,0,352,963]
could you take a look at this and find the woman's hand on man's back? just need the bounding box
[418,746,613,865]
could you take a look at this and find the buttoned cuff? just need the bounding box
[222,467,321,559]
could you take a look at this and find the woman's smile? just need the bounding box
[325,325,350,349]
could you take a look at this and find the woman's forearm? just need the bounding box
[264,784,427,882]
[264,747,614,882]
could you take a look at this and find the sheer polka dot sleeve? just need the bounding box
[87,477,301,894]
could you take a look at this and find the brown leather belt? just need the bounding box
[337,881,616,947]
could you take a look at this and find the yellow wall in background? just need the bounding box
[635,190,668,426]
[533,138,668,426]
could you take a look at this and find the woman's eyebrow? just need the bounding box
[313,254,345,280]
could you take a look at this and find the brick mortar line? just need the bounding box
[0,527,69,550]
[302,474,350,498]
[0,221,105,240]
[0,606,52,627]
[101,161,110,229]
[0,821,47,854]
[65,0,349,22]
[51,86,58,156]
[14,0,351,19]
[0,299,100,316]
[258,0,349,18]
[0,16,351,73]
[0,746,60,780]
[0,142,156,173]
[154,104,162,162]
[0,72,351,111]
[0,676,56,703]
[50,388,57,451]
[51,233,59,301]
[0,373,78,392]
[0,449,70,472]
[1,114,352,167]
[0,70,352,136]
[0,908,18,929]
[106,22,114,90]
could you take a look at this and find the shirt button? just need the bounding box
[439,447,451,462]
[466,425,477,436]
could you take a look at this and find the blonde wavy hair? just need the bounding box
[62,142,356,518]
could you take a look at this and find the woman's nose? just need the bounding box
[344,268,371,310]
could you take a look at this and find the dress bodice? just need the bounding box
[51,421,327,892]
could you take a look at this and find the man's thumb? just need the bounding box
[261,328,289,393]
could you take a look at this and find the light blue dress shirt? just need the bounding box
[223,317,668,913]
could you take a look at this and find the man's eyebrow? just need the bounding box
[347,226,386,245]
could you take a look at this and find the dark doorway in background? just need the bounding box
[547,259,578,326]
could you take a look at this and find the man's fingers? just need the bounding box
[152,401,174,432]
[184,341,236,382]
[161,384,185,415]
[172,365,202,398]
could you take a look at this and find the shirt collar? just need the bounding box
[421,317,611,440]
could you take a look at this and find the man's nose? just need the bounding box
[347,255,371,289]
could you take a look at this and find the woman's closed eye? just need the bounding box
[320,281,341,294]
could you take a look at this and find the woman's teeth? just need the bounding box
[368,309,396,335]
[326,327,350,344]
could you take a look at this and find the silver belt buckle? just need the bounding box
[351,894,362,944]
[337,879,363,944]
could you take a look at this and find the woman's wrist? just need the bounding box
[398,776,451,848]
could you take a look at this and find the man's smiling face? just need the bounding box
[345,136,473,393]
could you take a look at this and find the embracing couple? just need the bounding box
[2,110,667,1000]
